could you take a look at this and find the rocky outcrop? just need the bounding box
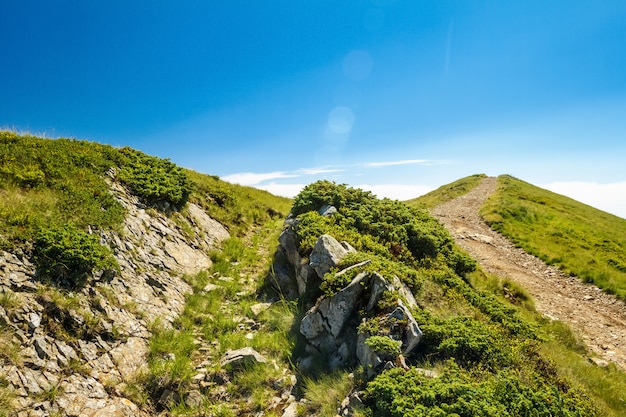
[273,206,424,380]
[0,181,229,416]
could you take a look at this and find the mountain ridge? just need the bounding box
[2,132,626,416]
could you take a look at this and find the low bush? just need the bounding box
[365,362,596,417]
[33,224,118,287]
[116,147,193,208]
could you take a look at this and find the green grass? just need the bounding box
[186,169,291,236]
[406,173,486,209]
[302,371,355,417]
[481,175,626,299]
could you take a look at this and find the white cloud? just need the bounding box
[221,171,297,186]
[297,168,344,175]
[364,159,429,168]
[357,184,434,201]
[540,181,626,219]
[256,183,305,198]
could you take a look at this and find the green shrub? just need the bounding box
[291,181,475,277]
[33,224,118,287]
[365,336,401,359]
[117,147,193,208]
[419,316,513,368]
[365,362,596,417]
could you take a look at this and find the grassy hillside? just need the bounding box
[3,133,626,415]
[481,175,626,299]
[286,181,626,416]
[0,131,290,246]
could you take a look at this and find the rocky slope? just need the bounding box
[1,179,229,416]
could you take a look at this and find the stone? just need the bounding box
[27,312,41,330]
[309,234,356,279]
[313,272,368,338]
[282,401,299,417]
[33,335,53,360]
[269,249,299,300]
[221,347,267,369]
[278,223,301,267]
[109,337,149,381]
[296,263,318,296]
[366,273,392,312]
[319,205,337,217]
[185,389,204,408]
[250,302,272,316]
[391,275,418,309]
[78,340,100,362]
[388,301,423,355]
[356,333,383,379]
[202,283,220,292]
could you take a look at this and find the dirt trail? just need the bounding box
[431,176,626,370]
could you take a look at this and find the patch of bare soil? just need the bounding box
[431,176,626,370]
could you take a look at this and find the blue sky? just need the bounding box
[2,1,626,217]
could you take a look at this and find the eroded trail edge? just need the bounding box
[431,176,626,370]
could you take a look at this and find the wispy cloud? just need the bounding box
[222,158,438,195]
[221,171,297,186]
[296,168,344,175]
[357,184,434,200]
[363,159,429,168]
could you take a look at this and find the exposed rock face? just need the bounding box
[309,234,356,279]
[273,210,424,377]
[0,181,229,416]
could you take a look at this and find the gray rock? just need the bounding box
[296,263,319,296]
[388,300,423,355]
[269,248,299,300]
[356,333,383,379]
[278,223,301,267]
[319,205,337,217]
[391,275,418,310]
[300,272,368,340]
[33,335,52,360]
[366,273,392,312]
[282,401,300,417]
[185,389,204,408]
[309,234,356,279]
[221,347,267,369]
[109,337,149,381]
[250,302,272,316]
[27,312,41,330]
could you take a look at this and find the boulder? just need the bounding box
[319,205,337,217]
[309,235,356,279]
[388,300,423,355]
[221,347,267,369]
[356,333,383,379]
[300,272,369,340]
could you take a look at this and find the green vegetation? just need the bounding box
[33,223,118,287]
[481,175,626,299]
[288,180,626,416]
[3,133,626,415]
[406,174,486,209]
[366,360,595,417]
[117,147,193,208]
[186,169,291,236]
[293,180,476,278]
[365,336,402,358]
